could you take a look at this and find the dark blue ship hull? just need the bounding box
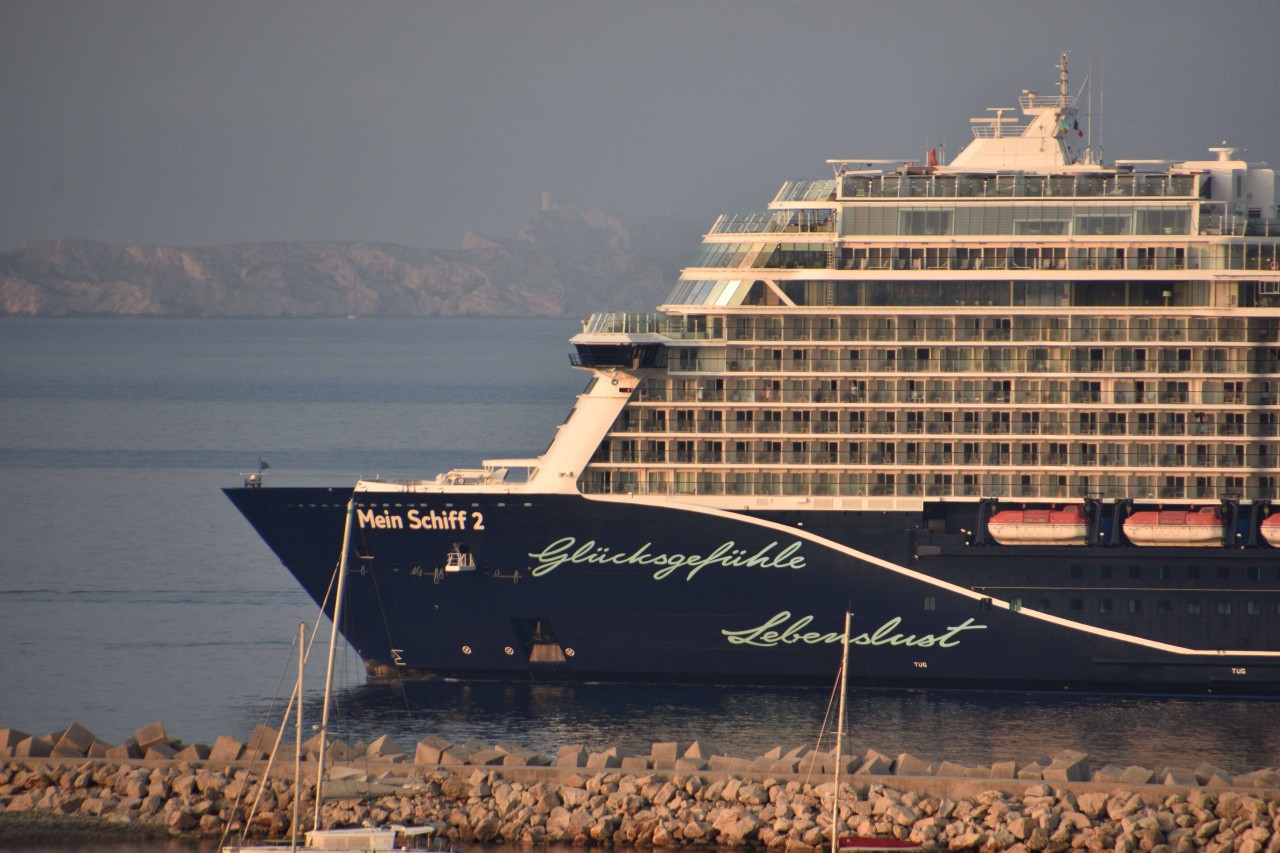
[224,487,1279,695]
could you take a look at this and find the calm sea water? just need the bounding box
[1,318,1278,852]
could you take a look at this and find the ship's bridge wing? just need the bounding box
[570,311,669,369]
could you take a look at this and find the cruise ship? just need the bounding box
[227,57,1280,694]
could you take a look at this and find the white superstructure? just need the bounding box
[367,55,1280,514]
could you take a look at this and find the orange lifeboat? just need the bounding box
[987,505,1089,545]
[1262,514,1280,547]
[1122,506,1225,547]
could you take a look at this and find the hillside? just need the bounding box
[0,203,697,318]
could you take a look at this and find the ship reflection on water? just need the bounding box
[312,679,1275,774]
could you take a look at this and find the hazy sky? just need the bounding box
[3,0,1278,252]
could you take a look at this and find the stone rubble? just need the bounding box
[1,723,1277,849]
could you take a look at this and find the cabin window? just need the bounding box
[1070,598,1084,612]
[1157,600,1171,614]
[923,596,937,611]
[1246,566,1260,581]
[1128,599,1142,614]
[1217,602,1232,616]
[1187,601,1202,615]
[1099,565,1112,578]
[1098,599,1113,614]
[1247,601,1260,616]
[1128,565,1141,579]
[1187,566,1200,579]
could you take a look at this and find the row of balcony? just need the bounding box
[716,322,1267,344]
[634,387,1276,406]
[696,253,1280,274]
[693,244,1280,272]
[580,471,1270,501]
[593,311,1276,344]
[834,172,1198,201]
[612,421,1275,438]
[598,448,1266,469]
[668,355,1280,376]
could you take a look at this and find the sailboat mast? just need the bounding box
[292,621,304,852]
[313,498,356,833]
[831,610,851,853]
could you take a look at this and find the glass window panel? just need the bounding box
[715,280,743,306]
[899,208,953,235]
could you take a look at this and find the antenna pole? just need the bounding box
[1098,49,1105,163]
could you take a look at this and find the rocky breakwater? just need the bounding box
[3,723,1279,850]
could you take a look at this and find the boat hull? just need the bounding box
[225,487,1279,696]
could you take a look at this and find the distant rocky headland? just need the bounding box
[0,201,695,318]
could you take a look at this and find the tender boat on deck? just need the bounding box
[1261,513,1280,547]
[1122,506,1225,547]
[987,505,1089,545]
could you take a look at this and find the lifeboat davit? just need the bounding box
[988,505,1089,545]
[1122,506,1225,547]
[1262,514,1280,547]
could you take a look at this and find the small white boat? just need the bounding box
[838,837,924,852]
[304,824,447,851]
[227,824,445,852]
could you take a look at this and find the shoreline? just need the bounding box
[0,809,172,844]
[5,721,1278,792]
[2,758,1277,850]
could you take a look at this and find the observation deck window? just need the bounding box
[776,179,835,202]
[837,171,1197,200]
